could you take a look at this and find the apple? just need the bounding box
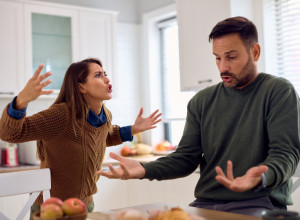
[40,204,63,219]
[121,145,131,156]
[41,197,63,208]
[62,198,86,215]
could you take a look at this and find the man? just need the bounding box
[97,17,300,217]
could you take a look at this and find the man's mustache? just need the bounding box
[220,71,233,77]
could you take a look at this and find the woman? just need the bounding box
[0,58,161,219]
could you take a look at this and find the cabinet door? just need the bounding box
[24,3,79,91]
[176,0,230,91]
[0,1,25,95]
[79,10,117,89]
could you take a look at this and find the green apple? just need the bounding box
[40,204,63,219]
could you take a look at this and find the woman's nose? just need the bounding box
[104,75,110,83]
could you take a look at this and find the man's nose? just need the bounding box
[219,60,230,73]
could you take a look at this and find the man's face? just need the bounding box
[212,33,259,89]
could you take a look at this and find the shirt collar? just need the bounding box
[87,107,107,127]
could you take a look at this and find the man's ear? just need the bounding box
[78,83,86,94]
[251,43,260,62]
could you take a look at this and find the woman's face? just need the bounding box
[79,63,112,103]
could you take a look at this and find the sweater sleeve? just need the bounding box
[144,98,202,180]
[106,125,123,146]
[263,79,300,188]
[0,103,69,143]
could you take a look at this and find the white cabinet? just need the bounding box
[24,3,80,92]
[175,0,230,91]
[0,0,117,94]
[0,1,25,95]
[79,9,117,83]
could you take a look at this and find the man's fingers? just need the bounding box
[215,175,232,188]
[227,160,234,181]
[108,164,120,178]
[109,152,125,162]
[120,163,131,179]
[215,166,225,177]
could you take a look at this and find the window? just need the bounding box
[158,18,195,146]
[264,0,300,93]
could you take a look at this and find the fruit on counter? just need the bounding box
[149,207,191,220]
[135,143,152,155]
[62,198,86,215]
[40,203,64,219]
[115,209,147,220]
[155,140,175,151]
[39,197,86,219]
[121,145,137,156]
[41,197,63,208]
[40,197,64,219]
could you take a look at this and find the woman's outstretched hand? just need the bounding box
[215,160,268,192]
[16,64,53,110]
[131,108,162,135]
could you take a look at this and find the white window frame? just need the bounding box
[141,4,176,146]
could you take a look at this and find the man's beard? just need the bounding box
[221,56,257,89]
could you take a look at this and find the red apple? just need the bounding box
[62,198,86,215]
[40,204,63,219]
[42,197,63,208]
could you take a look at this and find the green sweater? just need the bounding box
[144,73,300,206]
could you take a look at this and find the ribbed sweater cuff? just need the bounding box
[1,105,25,130]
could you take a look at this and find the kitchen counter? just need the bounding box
[0,154,164,173]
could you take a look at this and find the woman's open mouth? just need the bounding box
[108,84,112,92]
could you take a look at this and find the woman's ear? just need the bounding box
[251,43,260,62]
[78,83,86,94]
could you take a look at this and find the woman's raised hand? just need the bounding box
[16,64,54,109]
[131,108,162,135]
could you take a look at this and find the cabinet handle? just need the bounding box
[198,79,212,84]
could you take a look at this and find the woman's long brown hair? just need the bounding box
[53,58,113,134]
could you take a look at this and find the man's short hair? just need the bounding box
[208,16,258,49]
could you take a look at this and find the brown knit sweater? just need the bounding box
[0,103,123,205]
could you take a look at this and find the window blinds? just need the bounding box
[273,0,300,92]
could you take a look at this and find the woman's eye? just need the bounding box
[216,57,221,61]
[95,73,101,78]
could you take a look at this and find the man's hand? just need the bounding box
[131,108,162,135]
[97,152,146,179]
[215,160,268,192]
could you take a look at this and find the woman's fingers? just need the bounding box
[38,71,52,83]
[32,64,44,79]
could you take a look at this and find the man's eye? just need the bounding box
[216,57,221,61]
[228,56,236,60]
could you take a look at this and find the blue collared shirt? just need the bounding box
[8,96,133,142]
